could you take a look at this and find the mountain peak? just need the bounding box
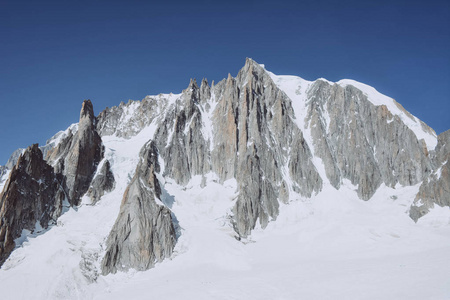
[80,99,94,120]
[244,57,266,72]
[188,78,198,89]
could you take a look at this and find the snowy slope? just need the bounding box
[86,179,450,300]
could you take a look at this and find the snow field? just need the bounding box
[94,181,450,300]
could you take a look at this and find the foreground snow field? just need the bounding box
[92,183,450,300]
[0,125,449,299]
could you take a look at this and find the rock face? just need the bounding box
[96,95,173,139]
[101,141,176,274]
[56,100,104,206]
[217,62,322,236]
[65,100,104,206]
[145,59,436,236]
[304,81,432,199]
[43,125,78,167]
[96,58,440,239]
[410,129,450,220]
[87,159,115,204]
[153,78,211,185]
[150,60,322,237]
[0,144,66,266]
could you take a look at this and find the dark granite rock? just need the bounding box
[0,144,66,266]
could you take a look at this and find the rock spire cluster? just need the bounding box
[0,59,447,273]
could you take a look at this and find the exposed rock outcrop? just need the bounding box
[150,59,323,237]
[0,144,66,266]
[143,58,436,236]
[227,60,322,236]
[101,141,176,274]
[93,58,440,240]
[44,127,76,169]
[304,81,432,199]
[96,95,172,139]
[41,101,103,206]
[61,100,104,206]
[410,129,450,220]
[153,78,211,185]
[87,160,115,204]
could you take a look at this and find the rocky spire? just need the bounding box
[63,100,104,206]
[101,141,176,274]
[0,144,65,266]
[87,159,115,204]
[149,58,322,237]
[199,78,211,102]
[80,99,95,120]
[146,58,438,237]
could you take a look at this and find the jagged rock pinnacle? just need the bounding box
[0,144,65,267]
[80,99,95,120]
[101,142,176,274]
[63,100,104,206]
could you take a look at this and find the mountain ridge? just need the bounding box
[0,58,448,299]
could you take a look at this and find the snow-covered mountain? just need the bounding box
[0,59,449,299]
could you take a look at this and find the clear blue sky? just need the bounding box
[1,0,449,165]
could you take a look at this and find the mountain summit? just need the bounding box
[0,59,449,299]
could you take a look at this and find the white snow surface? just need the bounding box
[0,69,448,299]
